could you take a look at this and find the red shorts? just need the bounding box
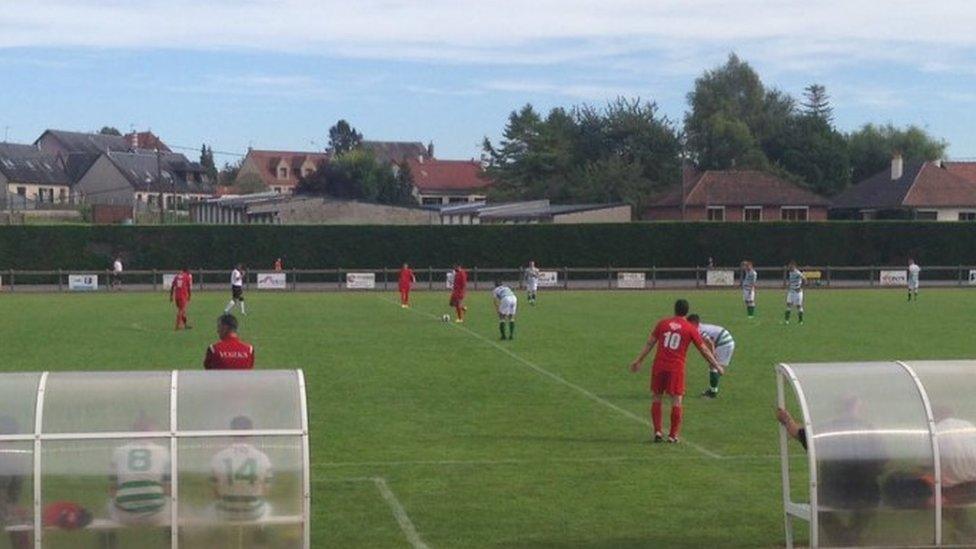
[399,284,410,292]
[450,295,464,307]
[651,369,685,396]
[175,297,188,309]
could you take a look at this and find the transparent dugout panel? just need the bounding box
[907,360,976,546]
[41,439,171,549]
[42,372,171,434]
[177,436,303,549]
[0,441,33,547]
[789,362,936,547]
[0,373,40,436]
[178,371,302,432]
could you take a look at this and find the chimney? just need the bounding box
[891,154,903,180]
[426,141,434,159]
[129,132,139,149]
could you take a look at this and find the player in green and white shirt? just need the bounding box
[493,281,518,340]
[741,260,758,318]
[524,261,541,305]
[109,433,170,526]
[785,261,805,325]
[209,416,273,522]
[687,315,735,398]
[907,258,921,301]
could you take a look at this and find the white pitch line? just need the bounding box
[327,477,430,549]
[380,296,723,460]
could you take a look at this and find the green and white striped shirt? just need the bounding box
[210,444,273,521]
[111,443,169,516]
[742,269,757,289]
[788,269,804,291]
[698,323,734,348]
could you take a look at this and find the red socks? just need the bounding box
[669,405,683,439]
[651,401,663,433]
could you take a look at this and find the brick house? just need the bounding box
[73,150,212,208]
[402,157,490,205]
[831,156,976,221]
[236,149,331,194]
[645,166,829,221]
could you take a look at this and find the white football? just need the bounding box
[442,314,451,322]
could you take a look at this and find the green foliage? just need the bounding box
[768,116,850,195]
[801,84,833,122]
[846,123,948,183]
[219,158,243,185]
[3,222,976,270]
[328,119,363,155]
[199,144,218,183]
[98,126,122,136]
[235,173,269,194]
[295,149,413,205]
[483,99,681,214]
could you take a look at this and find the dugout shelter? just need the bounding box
[778,361,976,548]
[0,369,310,548]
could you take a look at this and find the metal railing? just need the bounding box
[0,265,974,292]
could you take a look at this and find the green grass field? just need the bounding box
[1,287,973,548]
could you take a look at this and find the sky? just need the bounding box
[1,0,976,164]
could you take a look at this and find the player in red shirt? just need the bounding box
[629,299,723,443]
[204,314,255,370]
[273,257,283,272]
[169,267,193,331]
[398,263,416,308]
[450,265,468,323]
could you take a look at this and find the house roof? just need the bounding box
[438,199,629,220]
[240,149,330,189]
[404,158,490,193]
[0,142,71,186]
[36,129,131,154]
[944,161,976,183]
[124,131,171,152]
[832,161,976,209]
[104,151,213,194]
[649,168,829,208]
[363,141,428,164]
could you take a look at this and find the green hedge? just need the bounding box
[1,222,975,270]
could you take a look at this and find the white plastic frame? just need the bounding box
[1,369,312,549]
[777,361,946,548]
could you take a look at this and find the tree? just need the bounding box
[199,144,218,183]
[846,123,947,183]
[99,126,122,136]
[294,149,412,205]
[684,54,793,169]
[327,120,363,156]
[218,158,243,185]
[801,84,833,123]
[771,116,850,195]
[235,173,268,194]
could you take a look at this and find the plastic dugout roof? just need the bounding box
[0,369,310,548]
[777,360,976,548]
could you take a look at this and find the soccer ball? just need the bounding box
[442,314,451,323]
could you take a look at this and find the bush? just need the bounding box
[0,222,974,270]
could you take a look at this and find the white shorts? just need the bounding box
[498,296,518,316]
[908,281,919,290]
[742,288,755,304]
[786,290,804,307]
[714,341,735,368]
[527,281,539,293]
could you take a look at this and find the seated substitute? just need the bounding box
[204,314,255,370]
[209,416,274,522]
[777,398,887,547]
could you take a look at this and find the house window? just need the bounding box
[59,188,67,202]
[743,206,762,221]
[274,187,282,194]
[448,196,468,204]
[422,197,442,205]
[277,167,288,179]
[781,207,809,221]
[16,186,26,196]
[706,206,725,221]
[915,210,938,221]
[959,212,976,221]
[302,167,312,177]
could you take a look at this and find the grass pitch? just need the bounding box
[0,287,973,548]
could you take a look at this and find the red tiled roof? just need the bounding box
[405,158,490,192]
[944,161,976,184]
[904,162,976,207]
[650,169,828,207]
[124,131,171,152]
[240,149,330,189]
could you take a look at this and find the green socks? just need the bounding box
[709,371,720,392]
[508,321,515,339]
[499,322,507,339]
[798,311,804,323]
[747,305,755,317]
[785,310,791,322]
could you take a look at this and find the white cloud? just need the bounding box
[2,0,976,72]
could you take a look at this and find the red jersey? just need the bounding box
[204,334,255,370]
[452,269,468,297]
[171,272,192,301]
[650,316,703,372]
[399,268,414,288]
